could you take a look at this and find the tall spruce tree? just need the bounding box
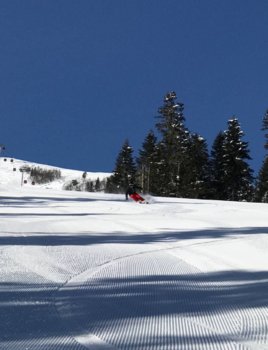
[210,132,226,199]
[254,109,268,202]
[155,91,190,197]
[262,109,268,150]
[255,157,268,202]
[137,130,160,195]
[105,140,136,193]
[180,133,211,198]
[221,118,254,201]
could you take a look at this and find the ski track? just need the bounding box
[0,191,268,349]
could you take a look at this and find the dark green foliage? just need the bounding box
[221,118,254,201]
[95,178,101,192]
[254,110,268,202]
[64,177,106,192]
[64,179,81,191]
[106,92,260,202]
[155,91,190,196]
[22,166,61,184]
[88,177,106,192]
[254,156,268,202]
[210,132,226,199]
[261,109,268,150]
[86,181,94,192]
[154,92,210,198]
[105,177,117,193]
[137,130,160,195]
[72,179,79,187]
[179,133,211,199]
[105,140,136,193]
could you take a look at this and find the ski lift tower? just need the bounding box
[0,144,6,156]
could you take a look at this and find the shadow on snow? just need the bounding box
[0,226,267,246]
[0,270,267,348]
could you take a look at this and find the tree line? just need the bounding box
[105,91,268,203]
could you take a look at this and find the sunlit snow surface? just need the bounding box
[0,158,268,349]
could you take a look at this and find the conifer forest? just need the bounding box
[106,92,268,203]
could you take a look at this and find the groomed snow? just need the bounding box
[0,158,268,349]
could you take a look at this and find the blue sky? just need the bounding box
[0,0,267,174]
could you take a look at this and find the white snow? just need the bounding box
[0,157,110,190]
[0,158,268,349]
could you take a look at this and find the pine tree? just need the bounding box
[210,132,226,199]
[221,118,254,201]
[95,178,101,192]
[86,181,94,192]
[255,156,268,202]
[254,109,268,202]
[137,130,160,195]
[105,140,136,193]
[261,109,268,150]
[180,133,211,198]
[155,91,190,196]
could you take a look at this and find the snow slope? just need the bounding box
[0,157,110,190]
[0,159,268,349]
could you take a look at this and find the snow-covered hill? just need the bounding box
[0,159,268,349]
[0,157,111,190]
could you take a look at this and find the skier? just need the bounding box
[125,184,145,203]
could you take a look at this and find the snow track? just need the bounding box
[57,250,268,350]
[0,188,268,349]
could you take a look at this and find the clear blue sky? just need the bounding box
[0,0,267,174]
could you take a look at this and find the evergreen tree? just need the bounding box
[254,109,268,202]
[105,140,136,193]
[137,130,160,195]
[95,178,101,192]
[261,109,268,150]
[210,132,226,199]
[155,91,190,196]
[180,133,211,198]
[255,156,268,202]
[86,181,94,192]
[222,118,254,201]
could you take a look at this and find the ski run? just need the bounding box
[0,158,268,350]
